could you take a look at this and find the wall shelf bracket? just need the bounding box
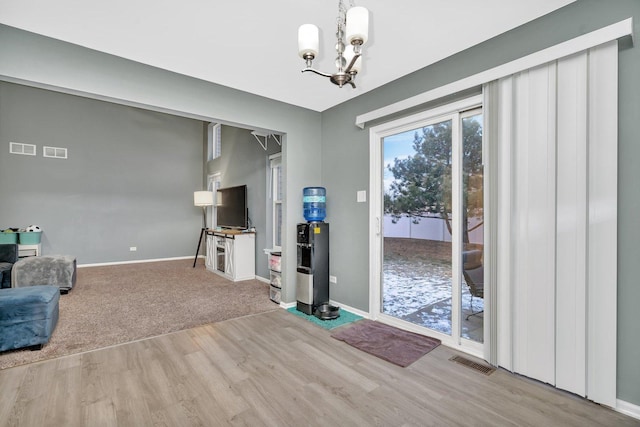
[252,131,281,150]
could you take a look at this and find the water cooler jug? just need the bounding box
[303,187,326,222]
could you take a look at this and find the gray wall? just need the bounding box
[1,0,638,406]
[207,125,281,279]
[0,23,322,305]
[0,82,204,264]
[320,0,640,407]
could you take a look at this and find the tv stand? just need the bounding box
[205,229,255,281]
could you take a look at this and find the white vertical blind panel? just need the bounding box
[555,52,588,396]
[495,77,514,371]
[482,81,500,364]
[511,73,530,377]
[586,40,618,407]
[512,65,557,384]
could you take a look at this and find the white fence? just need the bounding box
[383,215,483,244]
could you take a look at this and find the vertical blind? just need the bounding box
[485,40,618,407]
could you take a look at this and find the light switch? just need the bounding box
[357,190,367,203]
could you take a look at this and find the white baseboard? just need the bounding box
[255,275,270,284]
[278,298,369,317]
[616,399,640,420]
[329,300,371,319]
[78,256,196,268]
[279,301,296,309]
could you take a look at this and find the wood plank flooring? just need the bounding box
[0,309,637,426]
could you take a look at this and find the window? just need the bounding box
[270,154,283,249]
[208,123,221,161]
[208,172,222,229]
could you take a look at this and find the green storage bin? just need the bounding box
[19,231,42,244]
[0,233,18,244]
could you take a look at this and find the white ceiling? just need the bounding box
[0,0,574,112]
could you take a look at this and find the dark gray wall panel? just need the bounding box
[0,82,204,264]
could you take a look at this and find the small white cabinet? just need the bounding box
[205,230,255,281]
[18,244,41,257]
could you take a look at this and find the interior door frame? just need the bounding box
[368,95,485,358]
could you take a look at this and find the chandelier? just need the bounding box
[297,0,370,88]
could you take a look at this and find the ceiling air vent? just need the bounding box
[10,142,36,156]
[43,146,68,159]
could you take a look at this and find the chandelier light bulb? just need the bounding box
[298,24,319,59]
[346,6,369,45]
[298,1,370,89]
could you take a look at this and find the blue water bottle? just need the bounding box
[303,187,326,222]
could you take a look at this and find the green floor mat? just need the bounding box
[286,306,363,330]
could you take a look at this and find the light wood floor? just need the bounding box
[0,309,637,427]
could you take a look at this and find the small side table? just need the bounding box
[18,244,41,257]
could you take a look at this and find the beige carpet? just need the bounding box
[0,258,277,370]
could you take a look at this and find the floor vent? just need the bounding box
[449,355,496,375]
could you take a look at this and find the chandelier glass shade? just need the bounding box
[298,1,370,88]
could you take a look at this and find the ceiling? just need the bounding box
[0,0,575,112]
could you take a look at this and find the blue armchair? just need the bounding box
[0,244,19,288]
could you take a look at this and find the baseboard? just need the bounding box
[277,299,369,317]
[255,275,270,284]
[279,301,296,309]
[280,300,370,319]
[78,256,197,268]
[329,300,371,319]
[616,399,640,420]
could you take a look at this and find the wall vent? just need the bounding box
[9,142,36,156]
[43,146,68,159]
[449,355,496,375]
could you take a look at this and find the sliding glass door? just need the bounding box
[382,118,455,336]
[371,96,484,354]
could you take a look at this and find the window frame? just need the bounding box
[207,172,222,229]
[269,153,283,250]
[208,123,222,161]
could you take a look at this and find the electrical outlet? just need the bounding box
[129,246,137,252]
[330,275,337,284]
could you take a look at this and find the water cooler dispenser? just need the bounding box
[296,188,339,320]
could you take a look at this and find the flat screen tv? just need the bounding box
[216,185,248,229]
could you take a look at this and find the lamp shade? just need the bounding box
[194,191,214,206]
[298,24,319,58]
[346,6,369,45]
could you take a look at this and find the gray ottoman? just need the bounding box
[12,255,77,293]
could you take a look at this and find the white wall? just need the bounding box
[383,215,483,244]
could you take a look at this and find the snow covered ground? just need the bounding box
[382,258,452,318]
[382,257,484,341]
